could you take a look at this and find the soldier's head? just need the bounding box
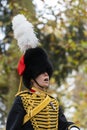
[18,47,53,89]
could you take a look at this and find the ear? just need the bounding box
[31,79,34,84]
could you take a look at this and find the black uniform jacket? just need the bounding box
[6,96,75,130]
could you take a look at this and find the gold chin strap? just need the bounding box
[18,76,22,93]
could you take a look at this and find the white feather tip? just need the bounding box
[12,14,39,53]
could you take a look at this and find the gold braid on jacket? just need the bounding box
[16,90,59,130]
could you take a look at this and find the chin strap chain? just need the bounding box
[34,79,43,88]
[34,79,47,91]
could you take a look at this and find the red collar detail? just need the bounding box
[30,88,36,93]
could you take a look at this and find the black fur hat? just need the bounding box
[23,47,53,89]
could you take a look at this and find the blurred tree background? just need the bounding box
[0,0,87,129]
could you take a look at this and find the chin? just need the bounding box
[44,85,49,89]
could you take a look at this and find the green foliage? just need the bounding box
[0,0,87,129]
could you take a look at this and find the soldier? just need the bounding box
[6,14,80,130]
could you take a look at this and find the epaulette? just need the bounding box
[15,90,30,97]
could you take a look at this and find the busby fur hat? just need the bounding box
[23,47,53,88]
[12,14,53,89]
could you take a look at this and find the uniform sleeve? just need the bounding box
[58,106,80,130]
[6,96,26,130]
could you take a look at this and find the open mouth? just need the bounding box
[44,78,49,81]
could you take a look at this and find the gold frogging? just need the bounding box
[18,91,59,130]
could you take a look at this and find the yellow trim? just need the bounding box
[23,95,51,124]
[18,76,22,92]
[68,124,79,130]
[15,90,29,97]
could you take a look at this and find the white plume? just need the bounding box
[12,14,39,53]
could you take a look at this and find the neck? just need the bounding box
[32,79,48,92]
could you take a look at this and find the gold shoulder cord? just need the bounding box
[19,91,59,130]
[18,76,22,92]
[15,76,29,97]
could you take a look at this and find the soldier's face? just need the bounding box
[32,72,50,89]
